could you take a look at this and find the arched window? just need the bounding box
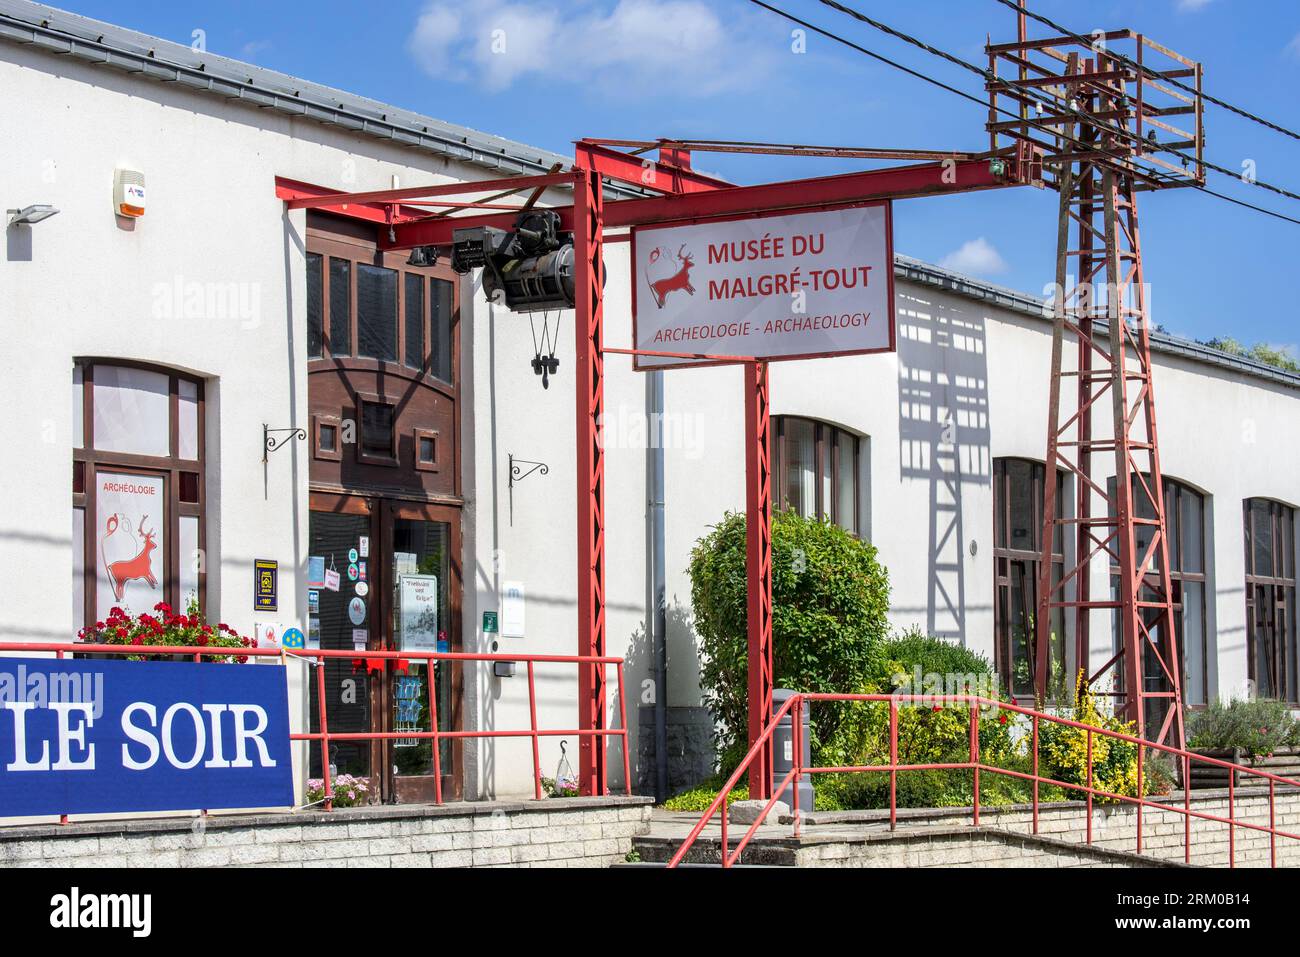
[771,416,862,536]
[993,458,1065,699]
[1244,499,1297,703]
[1106,476,1210,709]
[72,362,205,629]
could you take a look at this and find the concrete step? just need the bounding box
[630,834,798,866]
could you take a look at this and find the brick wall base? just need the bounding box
[0,796,654,868]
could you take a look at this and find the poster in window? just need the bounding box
[96,471,165,620]
[398,574,439,652]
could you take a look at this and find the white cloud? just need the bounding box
[1176,0,1213,11]
[939,237,1008,277]
[407,0,771,96]
[1287,33,1300,59]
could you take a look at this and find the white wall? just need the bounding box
[0,43,565,804]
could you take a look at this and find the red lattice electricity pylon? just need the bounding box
[988,14,1205,748]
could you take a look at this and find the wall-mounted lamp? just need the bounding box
[6,205,59,227]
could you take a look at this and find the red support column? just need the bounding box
[574,166,607,795]
[745,360,774,799]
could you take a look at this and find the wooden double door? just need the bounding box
[307,492,463,803]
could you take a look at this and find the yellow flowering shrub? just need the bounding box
[1037,679,1165,800]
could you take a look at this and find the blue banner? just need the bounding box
[0,657,293,817]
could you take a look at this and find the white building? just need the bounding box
[2,0,1296,806]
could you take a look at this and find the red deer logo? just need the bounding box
[645,244,696,308]
[102,514,158,602]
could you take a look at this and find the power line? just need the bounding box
[812,0,1300,205]
[991,0,1300,144]
[744,0,1300,226]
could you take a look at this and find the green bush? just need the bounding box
[690,508,890,772]
[866,629,1001,691]
[1187,698,1300,761]
[661,776,748,812]
[818,630,1027,810]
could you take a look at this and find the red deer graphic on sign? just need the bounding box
[645,245,696,308]
[103,514,158,602]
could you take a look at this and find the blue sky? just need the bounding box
[59,0,1300,350]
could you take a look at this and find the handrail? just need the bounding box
[0,641,632,820]
[669,692,1300,868]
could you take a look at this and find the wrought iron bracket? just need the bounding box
[263,424,306,500]
[264,424,307,463]
[508,453,549,526]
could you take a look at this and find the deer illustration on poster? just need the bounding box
[645,244,696,308]
[101,513,159,602]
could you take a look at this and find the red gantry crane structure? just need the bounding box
[277,2,1202,796]
[988,11,1204,749]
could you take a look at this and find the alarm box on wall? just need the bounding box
[114,167,146,217]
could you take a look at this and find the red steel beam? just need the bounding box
[284,171,573,210]
[745,361,774,800]
[380,157,1018,249]
[574,139,734,195]
[574,166,608,796]
[274,177,432,225]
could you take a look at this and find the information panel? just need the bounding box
[631,202,894,368]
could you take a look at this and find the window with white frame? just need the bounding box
[72,362,205,628]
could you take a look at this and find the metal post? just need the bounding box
[574,165,607,796]
[744,360,774,800]
[315,661,333,811]
[1032,714,1039,834]
[1228,768,1235,868]
[970,704,980,827]
[1270,779,1277,869]
[791,697,802,839]
[616,662,632,796]
[427,656,443,805]
[1086,729,1093,844]
[527,660,542,800]
[889,700,898,831]
[1136,741,1144,854]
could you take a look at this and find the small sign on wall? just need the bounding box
[501,582,526,638]
[254,559,278,611]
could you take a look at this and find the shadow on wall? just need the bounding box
[896,290,992,643]
[622,598,711,797]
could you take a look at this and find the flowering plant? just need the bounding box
[540,775,581,798]
[78,598,252,663]
[305,774,370,808]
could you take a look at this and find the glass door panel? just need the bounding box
[389,515,453,786]
[308,508,375,780]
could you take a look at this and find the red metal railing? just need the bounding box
[0,641,631,818]
[669,693,1300,868]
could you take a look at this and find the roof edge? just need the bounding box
[894,255,1300,392]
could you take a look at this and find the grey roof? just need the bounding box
[0,0,574,178]
[2,1,1294,394]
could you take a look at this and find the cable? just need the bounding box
[811,0,1300,204]
[814,0,988,80]
[991,0,1300,144]
[1194,187,1300,227]
[746,0,1300,226]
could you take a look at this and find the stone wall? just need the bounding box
[796,786,1300,867]
[793,827,1172,868]
[0,797,653,868]
[636,705,715,794]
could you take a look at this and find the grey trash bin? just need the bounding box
[771,688,815,811]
